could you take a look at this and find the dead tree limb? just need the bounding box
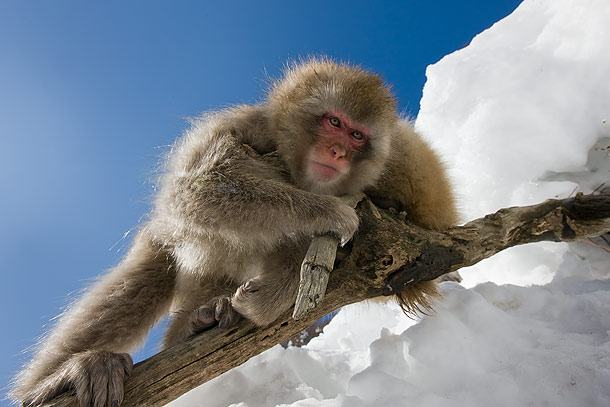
[41,193,610,407]
[293,193,364,320]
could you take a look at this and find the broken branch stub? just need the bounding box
[292,235,339,320]
[292,194,365,320]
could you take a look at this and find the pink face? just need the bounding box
[308,111,370,183]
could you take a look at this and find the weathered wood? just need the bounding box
[41,193,610,407]
[292,234,339,320]
[293,194,364,320]
[384,193,610,294]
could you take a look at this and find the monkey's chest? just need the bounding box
[172,239,264,283]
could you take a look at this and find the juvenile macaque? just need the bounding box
[12,59,457,407]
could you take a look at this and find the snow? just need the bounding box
[167,0,610,405]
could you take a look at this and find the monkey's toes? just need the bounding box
[193,307,217,329]
[192,297,240,332]
[214,297,240,328]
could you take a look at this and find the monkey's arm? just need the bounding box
[12,231,176,407]
[367,123,458,229]
[161,135,359,247]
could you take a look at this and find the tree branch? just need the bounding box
[41,193,610,407]
[293,193,364,320]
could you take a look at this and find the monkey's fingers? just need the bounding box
[79,352,132,407]
[23,351,132,407]
[21,351,132,407]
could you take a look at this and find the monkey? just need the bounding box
[11,58,457,407]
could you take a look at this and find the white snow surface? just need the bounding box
[167,0,610,406]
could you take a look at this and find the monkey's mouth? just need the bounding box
[310,161,343,182]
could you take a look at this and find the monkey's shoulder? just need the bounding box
[202,105,276,153]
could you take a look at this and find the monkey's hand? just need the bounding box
[316,195,360,246]
[21,351,132,407]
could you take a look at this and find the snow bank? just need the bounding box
[415,0,610,287]
[343,248,610,407]
[416,0,610,219]
[167,0,610,405]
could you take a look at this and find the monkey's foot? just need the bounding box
[22,351,132,407]
[192,296,241,330]
[232,278,287,327]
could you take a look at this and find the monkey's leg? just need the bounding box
[162,278,240,349]
[231,246,303,327]
[13,231,176,407]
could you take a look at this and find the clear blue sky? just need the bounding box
[0,0,521,400]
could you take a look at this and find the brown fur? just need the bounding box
[11,58,457,406]
[366,121,457,229]
[367,121,459,313]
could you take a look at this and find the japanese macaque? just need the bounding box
[12,59,457,407]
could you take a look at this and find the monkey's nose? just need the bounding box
[331,144,347,158]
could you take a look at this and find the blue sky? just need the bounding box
[0,0,521,399]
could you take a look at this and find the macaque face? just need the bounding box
[268,59,397,195]
[306,111,370,185]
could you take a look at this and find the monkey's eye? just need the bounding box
[351,131,364,140]
[329,117,341,127]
